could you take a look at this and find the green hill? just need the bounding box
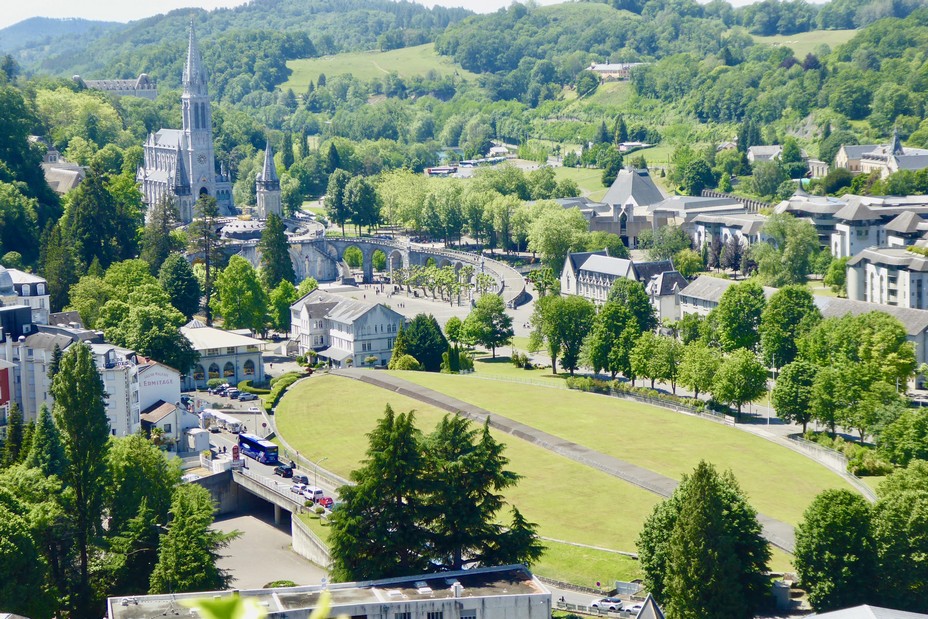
[283,43,477,92]
[751,28,858,57]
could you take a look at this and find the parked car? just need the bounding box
[591,597,624,612]
[317,496,334,509]
[626,603,643,614]
[239,393,258,401]
[208,426,221,434]
[228,390,241,400]
[303,486,325,503]
[293,474,309,485]
[290,483,308,495]
[273,465,293,478]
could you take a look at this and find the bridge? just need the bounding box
[238,233,529,308]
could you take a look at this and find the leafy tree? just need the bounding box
[112,304,198,373]
[607,278,657,333]
[0,503,56,619]
[771,360,817,432]
[795,489,876,612]
[631,332,681,390]
[584,302,639,379]
[750,161,787,198]
[646,225,692,261]
[1,403,23,466]
[810,363,860,435]
[326,169,352,237]
[0,182,39,265]
[149,484,237,594]
[268,280,298,333]
[527,203,589,270]
[345,176,381,235]
[404,314,448,372]
[871,489,928,611]
[101,498,160,598]
[140,197,181,274]
[583,230,629,259]
[879,410,928,467]
[51,342,111,617]
[211,256,269,334]
[824,256,848,295]
[712,349,767,416]
[720,236,744,272]
[678,341,721,399]
[444,316,463,345]
[41,222,79,312]
[258,213,295,289]
[462,294,513,358]
[329,406,430,581]
[760,285,821,368]
[753,214,820,286]
[679,159,716,195]
[638,461,770,617]
[23,404,66,478]
[713,281,766,352]
[674,248,704,279]
[187,195,224,326]
[530,294,595,374]
[297,276,319,298]
[106,433,180,536]
[159,254,202,319]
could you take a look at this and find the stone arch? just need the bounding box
[438,258,452,269]
[208,363,220,380]
[223,362,235,379]
[194,365,206,384]
[199,187,210,197]
[243,359,255,377]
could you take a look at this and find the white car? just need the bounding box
[591,597,624,611]
[627,602,643,614]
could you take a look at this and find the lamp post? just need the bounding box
[314,456,328,490]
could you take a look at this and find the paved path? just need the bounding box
[332,368,796,553]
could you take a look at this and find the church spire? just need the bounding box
[259,139,280,187]
[890,124,904,156]
[183,20,208,96]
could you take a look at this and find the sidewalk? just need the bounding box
[332,368,796,553]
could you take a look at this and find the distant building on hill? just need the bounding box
[73,73,158,100]
[834,129,928,178]
[587,62,646,80]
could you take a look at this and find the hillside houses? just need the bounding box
[834,130,928,178]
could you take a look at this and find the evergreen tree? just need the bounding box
[140,196,180,274]
[102,498,160,597]
[326,143,341,173]
[24,404,66,478]
[62,165,121,270]
[596,120,610,144]
[404,314,448,372]
[258,213,295,288]
[41,222,79,312]
[47,344,63,380]
[388,323,410,369]
[281,132,294,170]
[1,403,23,466]
[18,420,34,464]
[149,484,237,594]
[158,253,202,319]
[329,406,430,581]
[326,169,352,237]
[613,116,628,145]
[187,195,224,326]
[52,343,111,617]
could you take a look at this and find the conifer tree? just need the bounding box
[103,499,160,597]
[388,323,409,369]
[613,116,628,145]
[41,222,79,312]
[24,404,66,478]
[258,213,295,289]
[2,403,23,466]
[159,253,202,319]
[326,142,340,173]
[187,195,224,326]
[47,344,63,380]
[62,165,120,270]
[281,133,294,170]
[140,196,180,274]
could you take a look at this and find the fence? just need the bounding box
[786,436,878,502]
[554,600,643,618]
[700,189,773,213]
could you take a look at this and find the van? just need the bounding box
[303,486,324,503]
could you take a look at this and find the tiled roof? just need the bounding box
[810,604,928,619]
[602,168,666,207]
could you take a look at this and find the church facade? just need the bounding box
[137,25,233,223]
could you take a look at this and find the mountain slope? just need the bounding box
[0,17,120,53]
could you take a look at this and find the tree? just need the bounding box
[712,349,767,416]
[753,214,820,286]
[102,498,160,598]
[258,213,294,289]
[158,254,202,320]
[187,195,224,326]
[149,484,237,594]
[583,230,629,259]
[678,341,721,399]
[326,169,352,237]
[297,276,319,298]
[329,406,430,581]
[47,344,63,381]
[530,295,595,374]
[404,314,448,372]
[638,461,770,617]
[679,159,716,195]
[268,280,298,333]
[0,183,39,265]
[211,256,269,334]
[607,279,657,333]
[631,331,677,389]
[584,302,639,379]
[41,222,79,312]
[824,256,848,295]
[462,294,513,358]
[140,197,180,274]
[771,360,817,432]
[23,404,66,478]
[760,285,821,368]
[2,403,23,466]
[795,489,876,612]
[51,342,111,617]
[713,281,765,352]
[345,176,381,235]
[527,204,588,270]
[750,161,787,198]
[106,433,179,537]
[647,225,692,261]
[674,248,703,279]
[0,503,55,619]
[62,165,120,269]
[444,316,463,345]
[720,236,744,272]
[117,305,198,373]
[871,488,928,611]
[425,416,541,570]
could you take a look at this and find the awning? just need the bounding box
[317,347,353,362]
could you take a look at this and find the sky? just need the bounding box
[0,0,562,31]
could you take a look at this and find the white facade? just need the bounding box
[7,269,50,325]
[290,290,405,367]
[846,248,928,310]
[182,322,265,389]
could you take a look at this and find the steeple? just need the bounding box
[258,140,280,188]
[173,143,190,194]
[256,139,282,219]
[890,125,904,156]
[182,21,208,96]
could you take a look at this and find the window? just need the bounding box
[427,613,443,619]
[163,424,172,433]
[394,613,410,619]
[227,347,236,355]
[460,611,476,619]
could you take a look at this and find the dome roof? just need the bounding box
[0,266,14,295]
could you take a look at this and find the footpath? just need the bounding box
[331,368,797,553]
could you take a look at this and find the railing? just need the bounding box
[233,467,310,511]
[786,436,877,502]
[554,600,643,618]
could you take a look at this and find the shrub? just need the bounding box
[207,378,225,388]
[264,580,298,588]
[563,376,708,411]
[392,354,421,370]
[265,372,302,412]
[803,431,894,476]
[314,506,325,515]
[238,379,271,395]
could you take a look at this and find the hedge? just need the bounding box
[238,379,271,395]
[264,372,302,412]
[565,376,706,411]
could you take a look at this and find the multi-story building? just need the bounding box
[181,320,265,389]
[7,268,51,325]
[830,198,884,259]
[846,248,928,309]
[290,289,405,367]
[691,213,769,251]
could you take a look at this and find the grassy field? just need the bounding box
[752,29,857,58]
[805,280,841,298]
[552,166,608,197]
[535,542,641,585]
[385,371,858,526]
[284,44,477,92]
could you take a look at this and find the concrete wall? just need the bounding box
[192,470,263,515]
[291,515,331,568]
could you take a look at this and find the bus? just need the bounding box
[238,433,279,464]
[200,409,243,434]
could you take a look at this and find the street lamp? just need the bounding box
[313,456,329,490]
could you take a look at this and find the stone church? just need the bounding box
[137,24,234,223]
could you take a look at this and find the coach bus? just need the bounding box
[238,433,279,464]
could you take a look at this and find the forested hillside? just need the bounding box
[0,17,119,53]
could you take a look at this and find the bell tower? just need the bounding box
[181,22,217,201]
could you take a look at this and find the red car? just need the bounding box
[317,496,334,509]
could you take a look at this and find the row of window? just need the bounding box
[392,611,476,619]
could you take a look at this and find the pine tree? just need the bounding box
[326,143,341,173]
[388,323,409,369]
[52,343,111,617]
[281,133,294,170]
[47,343,63,380]
[140,196,180,274]
[187,195,224,326]
[24,404,67,478]
[2,403,23,466]
[258,213,295,289]
[159,253,202,319]
[613,116,628,145]
[40,222,79,312]
[104,498,161,597]
[62,165,120,269]
[19,420,34,463]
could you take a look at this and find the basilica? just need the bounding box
[137,24,234,223]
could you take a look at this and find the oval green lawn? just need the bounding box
[385,371,858,526]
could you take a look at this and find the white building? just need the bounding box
[691,213,769,250]
[846,247,928,310]
[140,400,200,452]
[181,320,266,389]
[830,198,884,259]
[560,250,683,307]
[108,565,551,619]
[290,289,405,367]
[6,269,50,325]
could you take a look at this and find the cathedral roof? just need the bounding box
[183,22,208,96]
[152,129,185,149]
[173,143,190,189]
[257,139,279,184]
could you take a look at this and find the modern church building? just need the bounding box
[137,24,234,223]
